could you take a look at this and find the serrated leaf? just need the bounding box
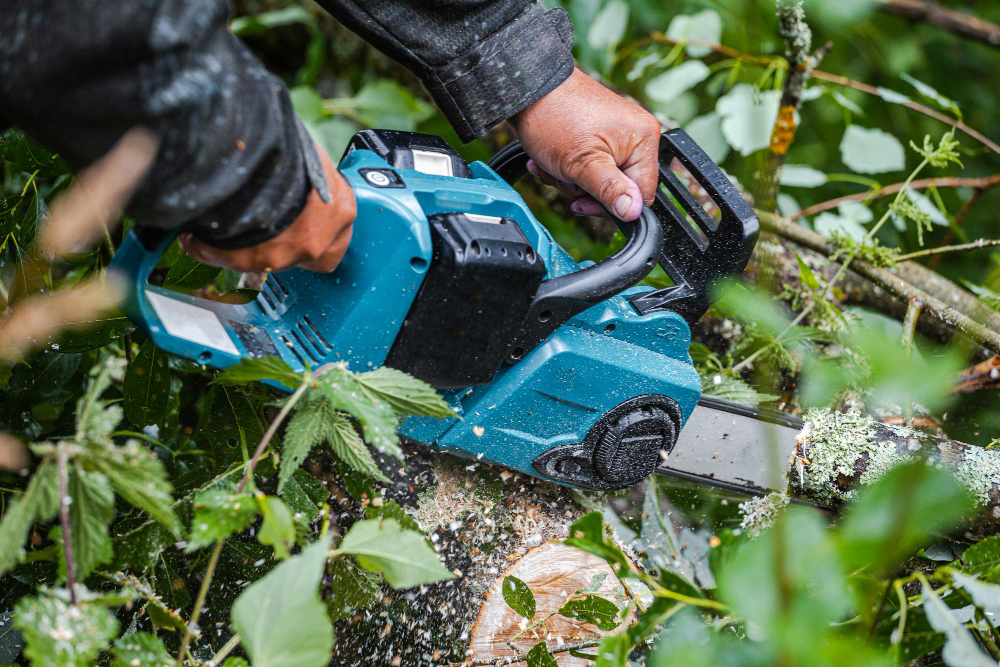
[364,498,421,534]
[333,518,455,589]
[558,594,621,631]
[502,575,536,620]
[922,581,994,667]
[110,632,173,667]
[110,520,174,573]
[162,253,221,292]
[13,587,118,667]
[56,468,114,580]
[0,462,59,576]
[353,366,454,419]
[840,126,905,174]
[82,439,178,534]
[326,557,382,622]
[700,373,777,409]
[282,469,328,521]
[215,356,303,389]
[232,535,333,667]
[185,487,259,552]
[123,340,171,427]
[256,494,295,560]
[205,385,265,468]
[316,368,403,460]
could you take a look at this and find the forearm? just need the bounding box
[319,0,575,142]
[0,0,327,249]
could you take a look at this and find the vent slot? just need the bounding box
[302,316,331,351]
[279,335,307,367]
[289,329,321,365]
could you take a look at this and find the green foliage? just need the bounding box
[231,535,334,667]
[185,487,259,552]
[558,594,622,631]
[502,575,536,620]
[110,632,173,667]
[122,340,171,427]
[256,494,296,559]
[12,587,122,667]
[526,641,559,667]
[215,356,303,389]
[0,462,58,575]
[332,518,455,589]
[56,468,115,580]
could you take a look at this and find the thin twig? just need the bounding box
[205,633,242,667]
[790,174,1000,220]
[878,0,1000,50]
[896,238,1000,261]
[902,298,924,425]
[56,445,78,605]
[176,540,224,664]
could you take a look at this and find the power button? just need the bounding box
[360,168,404,188]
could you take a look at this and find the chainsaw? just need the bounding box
[109,128,802,495]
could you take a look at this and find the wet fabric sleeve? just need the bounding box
[316,1,575,143]
[0,0,573,248]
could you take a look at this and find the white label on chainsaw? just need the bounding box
[146,291,240,356]
[411,149,453,176]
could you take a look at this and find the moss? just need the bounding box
[954,446,1000,507]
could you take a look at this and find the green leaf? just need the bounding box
[13,587,118,667]
[110,632,173,667]
[123,340,171,427]
[900,73,960,115]
[316,367,403,460]
[795,252,821,290]
[232,535,334,667]
[325,557,381,622]
[645,61,710,104]
[111,520,174,572]
[56,468,114,580]
[558,594,621,631]
[332,518,455,589]
[351,79,435,131]
[162,253,221,292]
[839,125,906,174]
[185,487,259,552]
[587,0,629,50]
[921,580,995,667]
[964,282,1000,313]
[353,366,454,419]
[564,511,633,577]
[82,439,179,534]
[49,311,135,354]
[0,611,25,664]
[205,385,266,468]
[256,495,296,560]
[502,575,536,620]
[838,462,972,574]
[594,632,631,667]
[281,469,328,521]
[0,462,59,576]
[959,536,1000,581]
[364,498,421,534]
[700,373,777,409]
[666,9,722,57]
[0,129,72,177]
[215,356,303,390]
[780,165,828,188]
[526,641,558,667]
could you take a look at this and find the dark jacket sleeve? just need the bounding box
[0,0,328,249]
[316,1,575,143]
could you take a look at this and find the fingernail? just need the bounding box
[526,159,538,176]
[614,194,633,219]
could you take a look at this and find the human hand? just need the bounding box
[179,144,355,273]
[510,67,661,222]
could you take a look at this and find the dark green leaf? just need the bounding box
[185,487,259,552]
[204,385,265,468]
[838,461,972,574]
[162,253,221,292]
[526,641,558,667]
[0,129,71,177]
[232,535,334,667]
[49,311,135,354]
[110,632,173,667]
[111,520,174,573]
[281,468,328,521]
[123,340,171,427]
[215,356,303,389]
[502,575,536,620]
[558,594,621,631]
[564,512,633,577]
[0,462,59,576]
[55,468,114,580]
[959,536,1000,582]
[256,494,296,559]
[82,439,179,534]
[0,611,24,664]
[364,498,421,534]
[332,518,455,589]
[326,557,382,622]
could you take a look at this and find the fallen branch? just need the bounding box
[790,174,1000,220]
[758,211,1000,355]
[896,238,1000,262]
[878,0,1000,50]
[956,355,1000,394]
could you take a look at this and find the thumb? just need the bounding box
[571,153,645,221]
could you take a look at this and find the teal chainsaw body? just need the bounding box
[109,129,758,490]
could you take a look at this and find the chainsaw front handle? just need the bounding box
[489,130,759,328]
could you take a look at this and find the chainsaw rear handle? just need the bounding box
[487,141,664,358]
[490,130,760,328]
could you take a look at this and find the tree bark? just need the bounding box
[878,0,1000,49]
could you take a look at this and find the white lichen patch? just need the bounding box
[738,492,790,539]
[796,409,910,502]
[954,446,1000,507]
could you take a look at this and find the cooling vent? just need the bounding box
[256,275,289,316]
[278,316,331,367]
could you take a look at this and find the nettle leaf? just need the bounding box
[162,253,221,292]
[231,535,333,667]
[110,632,173,667]
[256,494,296,560]
[559,594,621,631]
[839,126,906,174]
[215,356,303,389]
[185,487,259,552]
[526,641,558,667]
[958,536,1000,581]
[123,340,171,428]
[56,468,115,580]
[316,366,402,460]
[13,587,118,667]
[282,468,329,521]
[332,518,455,589]
[353,366,454,419]
[82,438,179,534]
[326,556,382,622]
[502,575,536,620]
[921,581,995,667]
[205,385,265,468]
[364,498,422,534]
[0,461,59,576]
[700,373,777,409]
